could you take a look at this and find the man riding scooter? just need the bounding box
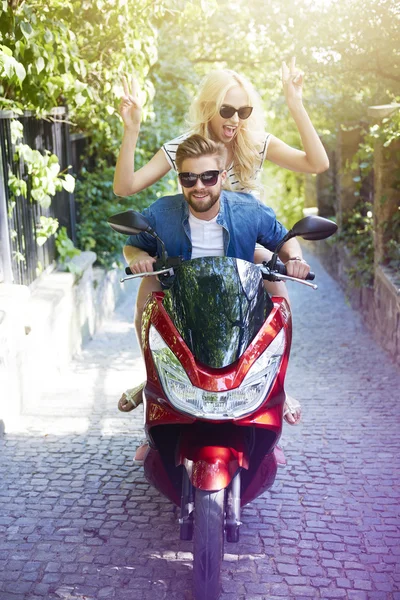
[119,134,310,438]
[120,133,311,442]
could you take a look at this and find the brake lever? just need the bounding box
[120,267,174,284]
[258,265,318,290]
[273,273,318,290]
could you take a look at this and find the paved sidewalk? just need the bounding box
[1,253,399,600]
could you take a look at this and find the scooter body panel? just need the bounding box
[141,286,292,507]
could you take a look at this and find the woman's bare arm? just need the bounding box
[113,75,172,197]
[265,58,329,174]
[114,140,171,196]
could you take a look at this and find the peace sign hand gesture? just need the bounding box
[119,75,142,130]
[282,57,304,108]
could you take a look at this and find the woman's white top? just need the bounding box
[188,212,224,259]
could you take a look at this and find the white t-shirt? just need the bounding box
[188,212,224,259]
[161,131,271,198]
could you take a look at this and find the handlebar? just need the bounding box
[273,260,315,281]
[123,258,318,289]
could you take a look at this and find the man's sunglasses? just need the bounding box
[219,104,253,120]
[178,170,223,188]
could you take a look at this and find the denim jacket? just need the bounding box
[125,190,288,262]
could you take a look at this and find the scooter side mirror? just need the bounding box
[291,216,338,241]
[108,209,169,266]
[268,215,337,270]
[108,210,155,236]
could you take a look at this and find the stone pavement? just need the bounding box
[1,252,399,600]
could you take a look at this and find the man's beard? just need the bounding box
[185,188,220,213]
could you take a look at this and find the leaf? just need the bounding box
[44,29,53,43]
[1,54,13,78]
[31,188,44,202]
[14,61,26,83]
[10,120,24,144]
[41,194,52,209]
[74,92,87,107]
[15,40,26,59]
[49,162,60,177]
[36,56,45,74]
[36,233,48,246]
[62,173,75,193]
[0,44,12,56]
[20,22,34,40]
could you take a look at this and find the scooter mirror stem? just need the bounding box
[269,230,294,270]
[155,234,168,263]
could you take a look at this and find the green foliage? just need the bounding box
[0,0,177,156]
[350,112,400,272]
[7,120,75,252]
[74,165,133,268]
[9,119,75,209]
[2,0,399,277]
[0,43,26,92]
[55,226,81,274]
[12,141,74,208]
[262,163,304,228]
[36,215,59,246]
[337,202,375,287]
[384,207,400,271]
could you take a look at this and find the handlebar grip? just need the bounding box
[125,266,131,275]
[274,260,315,280]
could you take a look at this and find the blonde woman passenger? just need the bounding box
[114,58,329,424]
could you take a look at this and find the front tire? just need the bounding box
[193,488,225,600]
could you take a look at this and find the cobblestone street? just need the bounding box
[1,251,399,600]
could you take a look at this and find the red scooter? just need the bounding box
[108,211,337,600]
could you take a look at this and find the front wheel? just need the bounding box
[193,488,225,600]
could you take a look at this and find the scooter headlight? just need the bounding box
[149,326,286,420]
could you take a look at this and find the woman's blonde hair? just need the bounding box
[188,70,266,192]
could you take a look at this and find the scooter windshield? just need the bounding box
[162,257,273,368]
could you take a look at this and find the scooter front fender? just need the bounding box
[177,428,249,492]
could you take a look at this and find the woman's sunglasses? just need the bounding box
[219,104,253,120]
[178,170,223,188]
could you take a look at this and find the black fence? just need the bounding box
[0,108,81,286]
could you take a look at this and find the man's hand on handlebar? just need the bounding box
[128,252,156,274]
[284,257,311,280]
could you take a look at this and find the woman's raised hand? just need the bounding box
[119,75,142,130]
[282,57,303,107]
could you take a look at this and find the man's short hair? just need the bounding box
[175,134,227,171]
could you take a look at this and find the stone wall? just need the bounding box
[0,253,130,433]
[308,240,400,366]
[304,108,400,367]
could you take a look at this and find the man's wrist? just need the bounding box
[286,256,303,262]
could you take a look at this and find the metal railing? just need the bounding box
[0,108,77,286]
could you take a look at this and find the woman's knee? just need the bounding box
[134,277,162,318]
[264,280,290,305]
